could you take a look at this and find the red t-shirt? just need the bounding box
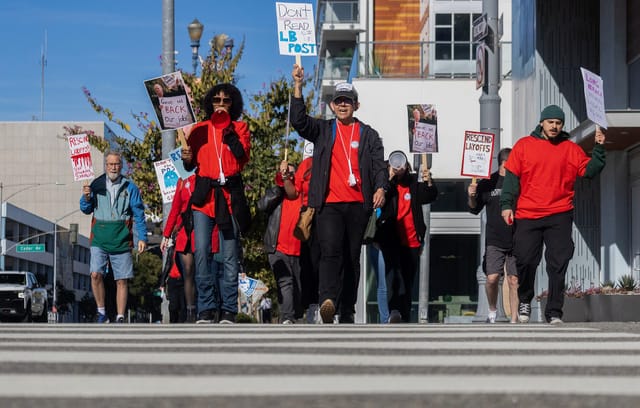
[187,120,250,217]
[294,157,313,206]
[276,195,302,256]
[326,121,364,204]
[505,135,591,220]
[396,184,420,248]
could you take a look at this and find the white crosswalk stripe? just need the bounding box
[1,323,640,407]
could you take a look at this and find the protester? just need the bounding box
[375,151,438,323]
[500,105,606,324]
[291,65,388,324]
[258,161,303,324]
[468,148,518,324]
[80,150,147,323]
[283,156,320,324]
[181,83,251,324]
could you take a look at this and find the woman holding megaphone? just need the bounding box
[181,83,251,324]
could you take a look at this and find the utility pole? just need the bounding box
[161,0,175,229]
[474,0,503,322]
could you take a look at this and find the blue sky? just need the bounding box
[0,0,317,127]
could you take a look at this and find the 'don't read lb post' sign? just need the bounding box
[460,130,495,179]
[276,2,317,56]
[67,134,94,181]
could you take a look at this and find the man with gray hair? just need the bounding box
[80,150,147,323]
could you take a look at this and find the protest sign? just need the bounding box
[67,134,94,181]
[580,67,608,129]
[407,104,438,153]
[276,2,317,57]
[168,146,194,180]
[153,158,179,204]
[460,130,494,179]
[144,71,196,131]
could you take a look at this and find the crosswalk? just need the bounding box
[1,323,640,407]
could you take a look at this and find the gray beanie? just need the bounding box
[539,105,565,122]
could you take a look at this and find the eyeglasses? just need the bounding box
[106,162,122,167]
[212,96,232,105]
[333,97,354,106]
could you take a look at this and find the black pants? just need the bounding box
[167,277,186,323]
[380,244,420,322]
[300,229,320,309]
[315,202,369,315]
[513,211,574,321]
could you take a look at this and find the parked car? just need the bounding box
[0,271,48,322]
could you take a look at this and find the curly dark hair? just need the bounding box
[202,83,244,120]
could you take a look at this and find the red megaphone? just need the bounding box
[211,109,231,130]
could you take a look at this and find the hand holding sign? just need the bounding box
[595,125,606,145]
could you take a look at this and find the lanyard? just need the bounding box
[336,122,356,176]
[209,124,226,184]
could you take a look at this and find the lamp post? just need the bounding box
[0,182,65,271]
[52,208,81,322]
[188,18,204,75]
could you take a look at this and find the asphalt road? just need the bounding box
[1,322,640,407]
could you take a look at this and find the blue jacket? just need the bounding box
[80,174,147,253]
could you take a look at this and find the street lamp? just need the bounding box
[187,18,204,75]
[52,208,81,322]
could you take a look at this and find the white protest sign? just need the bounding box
[67,134,94,181]
[413,122,437,153]
[580,67,608,129]
[153,158,179,204]
[160,95,193,129]
[276,2,317,56]
[460,130,494,179]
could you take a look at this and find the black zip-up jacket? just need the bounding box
[290,96,388,211]
[375,173,438,246]
[257,185,284,254]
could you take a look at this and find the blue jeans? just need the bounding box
[368,245,389,323]
[193,210,239,314]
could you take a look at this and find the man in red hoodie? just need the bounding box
[500,105,606,325]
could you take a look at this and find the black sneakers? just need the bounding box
[219,311,236,324]
[196,310,214,324]
[518,303,531,323]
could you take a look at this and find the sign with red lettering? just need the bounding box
[67,134,94,181]
[461,130,494,179]
[144,71,196,131]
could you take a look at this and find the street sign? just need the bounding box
[16,244,45,253]
[473,14,488,43]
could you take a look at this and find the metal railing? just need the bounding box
[316,40,512,84]
[317,0,359,25]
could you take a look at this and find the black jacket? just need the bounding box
[257,186,284,254]
[375,173,438,246]
[290,96,388,211]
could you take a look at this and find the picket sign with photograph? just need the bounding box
[144,71,196,131]
[407,104,438,153]
[580,67,608,129]
[67,134,94,181]
[153,158,179,204]
[460,130,495,179]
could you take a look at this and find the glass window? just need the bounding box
[453,14,470,41]
[430,180,470,212]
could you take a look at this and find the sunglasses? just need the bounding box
[333,97,354,106]
[212,96,232,104]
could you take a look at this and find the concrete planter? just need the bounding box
[540,294,640,322]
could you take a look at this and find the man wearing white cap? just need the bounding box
[291,64,388,324]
